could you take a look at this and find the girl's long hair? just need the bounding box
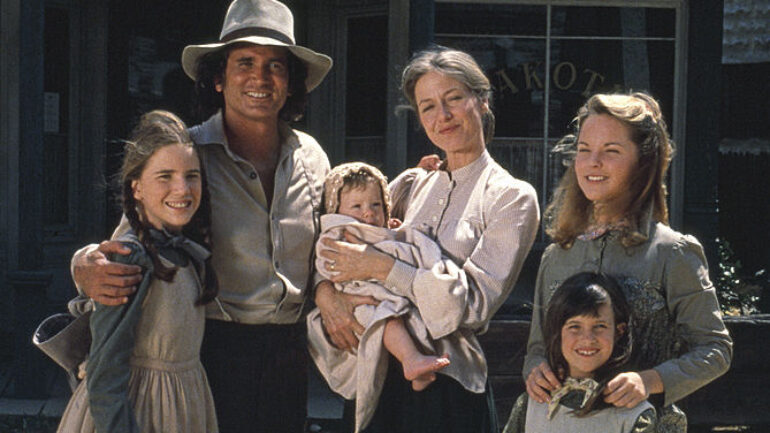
[120,110,217,305]
[543,272,633,416]
[545,92,674,248]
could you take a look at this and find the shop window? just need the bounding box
[436,3,676,243]
[434,2,679,310]
[344,14,388,165]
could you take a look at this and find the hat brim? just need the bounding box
[181,36,332,92]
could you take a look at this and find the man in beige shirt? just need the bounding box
[69,1,349,431]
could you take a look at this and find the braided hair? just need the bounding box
[120,110,218,305]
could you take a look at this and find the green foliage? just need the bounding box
[715,237,764,315]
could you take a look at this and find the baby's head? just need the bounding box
[323,162,390,227]
[544,272,632,382]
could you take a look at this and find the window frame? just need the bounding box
[433,0,687,232]
[43,0,82,241]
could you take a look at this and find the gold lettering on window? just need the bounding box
[581,69,605,97]
[523,62,543,90]
[494,69,519,95]
[553,62,577,90]
[490,63,616,97]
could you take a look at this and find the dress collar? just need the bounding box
[578,204,655,243]
[547,377,601,419]
[578,217,632,241]
[439,150,492,183]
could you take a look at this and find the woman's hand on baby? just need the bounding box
[314,280,378,353]
[525,362,561,403]
[319,231,395,282]
[73,240,142,306]
[603,370,662,408]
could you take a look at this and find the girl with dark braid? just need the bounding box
[58,110,219,433]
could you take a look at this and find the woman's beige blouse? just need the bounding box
[384,150,540,389]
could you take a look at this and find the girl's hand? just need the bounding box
[314,280,378,353]
[319,231,395,282]
[603,370,663,408]
[525,362,561,403]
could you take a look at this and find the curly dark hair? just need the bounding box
[193,42,308,123]
[543,272,633,416]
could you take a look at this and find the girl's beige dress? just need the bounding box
[57,234,218,433]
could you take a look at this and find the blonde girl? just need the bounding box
[519,92,732,432]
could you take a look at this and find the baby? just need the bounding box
[307,162,450,432]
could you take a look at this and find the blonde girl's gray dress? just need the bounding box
[57,231,218,433]
[522,211,733,433]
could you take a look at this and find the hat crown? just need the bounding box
[181,0,332,91]
[220,0,296,44]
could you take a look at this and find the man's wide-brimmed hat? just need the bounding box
[181,0,332,92]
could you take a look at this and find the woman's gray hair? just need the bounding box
[401,46,495,144]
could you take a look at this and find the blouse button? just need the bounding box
[250,172,257,180]
[438,198,445,205]
[431,215,438,222]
